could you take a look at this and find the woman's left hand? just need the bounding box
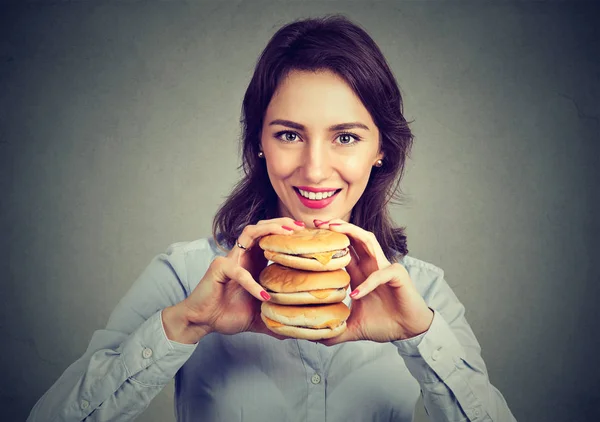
[315,220,434,345]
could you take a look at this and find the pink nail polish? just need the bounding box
[349,289,359,298]
[294,221,305,226]
[260,291,271,301]
[314,219,329,227]
[282,225,294,231]
[329,223,342,227]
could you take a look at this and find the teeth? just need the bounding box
[298,189,337,200]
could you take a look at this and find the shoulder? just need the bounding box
[160,237,228,292]
[397,254,448,302]
[398,254,444,278]
[163,237,227,259]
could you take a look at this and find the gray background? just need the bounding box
[1,1,598,421]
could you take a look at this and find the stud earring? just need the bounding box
[258,151,264,158]
[374,159,383,167]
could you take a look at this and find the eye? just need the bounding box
[274,131,302,143]
[336,133,361,145]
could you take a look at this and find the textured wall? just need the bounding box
[1,1,598,421]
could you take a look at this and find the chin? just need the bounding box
[278,195,350,224]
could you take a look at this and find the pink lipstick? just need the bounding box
[294,186,340,209]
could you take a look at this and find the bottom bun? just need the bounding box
[261,313,347,340]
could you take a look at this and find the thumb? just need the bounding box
[318,319,358,346]
[345,247,364,291]
[248,312,288,341]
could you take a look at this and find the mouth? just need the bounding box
[293,186,342,209]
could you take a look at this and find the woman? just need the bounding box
[28,15,516,422]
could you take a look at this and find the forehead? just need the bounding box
[265,70,376,129]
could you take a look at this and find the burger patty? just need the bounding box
[306,248,348,259]
[332,248,349,258]
[264,286,347,296]
[294,248,349,265]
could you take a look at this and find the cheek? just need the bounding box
[264,153,299,188]
[266,159,293,181]
[340,156,373,185]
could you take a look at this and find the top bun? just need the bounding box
[259,229,350,254]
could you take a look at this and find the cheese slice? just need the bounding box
[313,319,343,329]
[308,288,339,299]
[263,316,284,328]
[299,251,336,265]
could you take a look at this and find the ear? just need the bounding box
[376,151,384,161]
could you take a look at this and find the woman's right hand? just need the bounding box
[162,218,305,344]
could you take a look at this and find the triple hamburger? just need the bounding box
[258,229,352,340]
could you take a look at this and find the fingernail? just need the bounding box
[282,225,294,231]
[329,223,342,227]
[260,291,271,301]
[349,289,359,298]
[294,220,305,226]
[314,219,329,227]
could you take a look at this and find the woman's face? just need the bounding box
[261,69,383,227]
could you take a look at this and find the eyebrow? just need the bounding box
[268,119,370,132]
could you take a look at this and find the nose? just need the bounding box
[302,141,332,184]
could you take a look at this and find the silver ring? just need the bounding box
[236,239,250,251]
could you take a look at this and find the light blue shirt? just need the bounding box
[28,238,516,421]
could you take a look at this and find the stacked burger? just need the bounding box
[258,229,352,340]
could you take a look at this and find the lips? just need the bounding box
[294,186,341,209]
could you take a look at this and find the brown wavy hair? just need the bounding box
[212,15,414,261]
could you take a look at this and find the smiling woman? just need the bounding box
[213,17,414,261]
[262,70,383,221]
[28,14,516,422]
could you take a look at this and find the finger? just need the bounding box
[232,221,302,259]
[217,258,271,302]
[257,217,306,228]
[319,330,354,346]
[349,263,407,300]
[318,318,359,346]
[245,246,269,281]
[248,315,289,341]
[344,245,364,290]
[325,220,389,268]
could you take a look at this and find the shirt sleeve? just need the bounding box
[27,242,206,422]
[393,266,517,422]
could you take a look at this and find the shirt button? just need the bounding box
[311,373,321,384]
[431,347,442,361]
[142,348,153,359]
[467,409,480,419]
[80,400,90,410]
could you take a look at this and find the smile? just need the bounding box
[297,188,337,200]
[293,186,341,209]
